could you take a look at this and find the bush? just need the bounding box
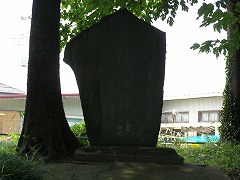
[70,123,86,137]
[0,141,18,155]
[70,123,89,146]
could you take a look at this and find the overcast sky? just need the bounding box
[0,0,226,97]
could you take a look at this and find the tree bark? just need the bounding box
[17,0,79,160]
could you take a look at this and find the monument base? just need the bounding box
[74,146,184,165]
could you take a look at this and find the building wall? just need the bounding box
[0,110,20,134]
[62,96,83,117]
[0,97,84,129]
[161,96,223,135]
[0,99,25,111]
[0,97,83,118]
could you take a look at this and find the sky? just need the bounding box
[0,0,226,97]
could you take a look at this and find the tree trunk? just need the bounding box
[220,0,240,142]
[17,0,79,160]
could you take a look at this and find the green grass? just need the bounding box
[0,136,44,180]
[160,141,240,178]
[0,153,44,180]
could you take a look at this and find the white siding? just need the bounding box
[62,97,83,117]
[0,97,83,117]
[0,99,25,111]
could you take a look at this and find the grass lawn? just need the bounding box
[160,141,240,179]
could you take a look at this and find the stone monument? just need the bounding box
[64,9,165,147]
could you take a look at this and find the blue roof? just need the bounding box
[0,83,25,94]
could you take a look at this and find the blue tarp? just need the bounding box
[181,135,220,143]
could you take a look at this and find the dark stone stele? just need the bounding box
[64,9,166,147]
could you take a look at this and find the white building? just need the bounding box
[161,92,223,136]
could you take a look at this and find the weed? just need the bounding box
[0,136,44,179]
[0,152,44,180]
[162,141,240,178]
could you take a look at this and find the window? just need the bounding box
[161,113,172,123]
[175,112,189,123]
[198,111,220,122]
[161,112,189,123]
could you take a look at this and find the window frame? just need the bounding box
[198,110,220,122]
[161,111,189,123]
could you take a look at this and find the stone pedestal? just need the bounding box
[74,146,184,165]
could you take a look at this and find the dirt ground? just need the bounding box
[42,161,230,180]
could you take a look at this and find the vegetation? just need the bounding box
[60,0,198,49]
[158,140,240,178]
[190,1,240,143]
[178,143,239,173]
[70,123,87,137]
[70,123,89,146]
[0,136,44,180]
[0,153,43,180]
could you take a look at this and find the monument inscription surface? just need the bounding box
[64,9,166,146]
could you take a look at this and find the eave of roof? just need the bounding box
[0,94,26,99]
[0,92,223,101]
[0,83,25,94]
[0,93,80,99]
[163,91,223,101]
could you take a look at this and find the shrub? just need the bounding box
[0,141,18,155]
[70,123,89,146]
[70,123,86,137]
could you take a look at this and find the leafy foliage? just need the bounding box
[189,1,240,143]
[60,0,198,49]
[70,123,87,137]
[219,56,240,142]
[0,141,18,155]
[70,123,89,146]
[220,87,240,142]
[190,1,240,59]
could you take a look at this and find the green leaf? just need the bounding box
[167,16,174,26]
[211,9,223,23]
[235,2,240,13]
[213,23,222,33]
[180,0,189,11]
[190,43,200,50]
[202,3,214,22]
[197,3,208,19]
